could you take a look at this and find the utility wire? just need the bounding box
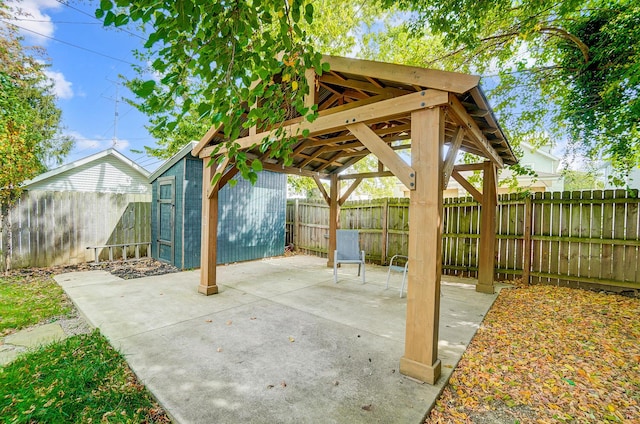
[9,18,101,25]
[53,0,146,41]
[2,20,137,65]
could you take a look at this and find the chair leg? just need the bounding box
[361,251,365,284]
[333,250,338,284]
[400,265,408,298]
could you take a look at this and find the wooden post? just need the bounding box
[477,160,497,293]
[199,159,219,295]
[294,198,300,251]
[327,174,339,267]
[380,198,389,265]
[522,195,533,285]
[399,107,443,385]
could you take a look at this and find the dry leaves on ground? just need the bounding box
[427,285,640,423]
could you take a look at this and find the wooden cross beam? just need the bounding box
[346,122,416,190]
[198,89,449,158]
[447,94,504,168]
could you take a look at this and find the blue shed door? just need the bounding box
[157,176,175,263]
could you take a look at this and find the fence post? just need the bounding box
[381,198,389,265]
[294,198,300,251]
[522,195,533,285]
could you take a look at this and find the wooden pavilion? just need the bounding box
[191,55,518,384]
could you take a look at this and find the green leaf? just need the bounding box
[304,3,314,25]
[103,11,116,26]
[136,80,156,97]
[99,0,113,11]
[114,13,129,27]
[251,159,263,172]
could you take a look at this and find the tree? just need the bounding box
[122,0,384,161]
[0,4,73,271]
[100,1,639,185]
[380,0,640,183]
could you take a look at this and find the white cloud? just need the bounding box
[6,0,62,42]
[113,138,130,150]
[64,130,131,155]
[44,70,74,99]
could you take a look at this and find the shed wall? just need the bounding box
[217,171,286,264]
[151,156,285,269]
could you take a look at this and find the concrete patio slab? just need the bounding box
[56,255,502,424]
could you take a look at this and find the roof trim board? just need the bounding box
[148,141,198,182]
[23,148,150,188]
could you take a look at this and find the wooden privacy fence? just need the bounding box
[286,189,640,292]
[1,191,151,270]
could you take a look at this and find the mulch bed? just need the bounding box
[6,258,179,280]
[427,283,640,423]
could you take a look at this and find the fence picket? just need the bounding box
[0,191,152,270]
[285,189,640,292]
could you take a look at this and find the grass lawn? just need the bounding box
[0,274,71,335]
[0,273,170,423]
[0,330,169,423]
[427,285,640,423]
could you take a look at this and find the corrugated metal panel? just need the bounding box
[26,156,150,194]
[182,158,202,269]
[217,171,286,264]
[150,154,285,269]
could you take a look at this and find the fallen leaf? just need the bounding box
[362,404,373,411]
[226,320,232,325]
[333,380,339,386]
[289,336,295,342]
[267,385,274,389]
[250,317,257,320]
[280,380,287,388]
[216,347,222,352]
[205,319,212,323]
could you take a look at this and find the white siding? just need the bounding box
[26,156,150,194]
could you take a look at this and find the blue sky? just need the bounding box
[6,0,165,171]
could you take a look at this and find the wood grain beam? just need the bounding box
[451,169,482,203]
[199,89,449,158]
[319,74,409,97]
[323,55,480,94]
[339,177,363,206]
[338,171,395,180]
[442,127,465,189]
[346,122,416,190]
[453,163,484,172]
[313,175,330,204]
[447,93,504,168]
[261,162,329,179]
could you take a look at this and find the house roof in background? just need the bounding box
[148,141,198,182]
[520,141,561,161]
[23,148,150,188]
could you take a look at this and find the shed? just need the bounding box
[148,142,286,269]
[192,55,518,385]
[23,148,150,193]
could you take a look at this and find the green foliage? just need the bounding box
[0,5,73,208]
[0,331,169,423]
[563,170,605,191]
[0,275,71,335]
[119,0,384,165]
[557,2,640,184]
[97,0,325,182]
[381,0,640,182]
